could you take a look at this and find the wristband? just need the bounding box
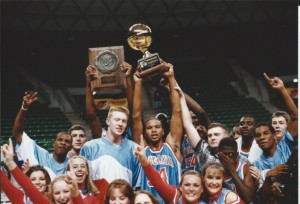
[21,105,28,111]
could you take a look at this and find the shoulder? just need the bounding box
[225,190,240,204]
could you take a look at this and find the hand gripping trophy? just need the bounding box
[127,23,169,80]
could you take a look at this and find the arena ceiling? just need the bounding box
[2,0,296,32]
[1,0,298,88]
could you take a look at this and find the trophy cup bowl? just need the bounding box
[127,23,168,80]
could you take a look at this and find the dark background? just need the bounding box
[1,0,298,93]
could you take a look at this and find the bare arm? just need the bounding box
[120,62,134,113]
[219,152,257,203]
[85,65,102,139]
[184,92,211,128]
[12,92,38,144]
[164,64,183,159]
[132,71,144,145]
[264,73,298,137]
[175,86,201,149]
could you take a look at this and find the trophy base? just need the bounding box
[139,63,169,80]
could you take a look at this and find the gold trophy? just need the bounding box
[127,23,168,80]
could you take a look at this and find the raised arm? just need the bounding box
[85,65,102,139]
[132,71,144,145]
[164,63,183,159]
[120,62,134,113]
[264,73,298,137]
[160,78,211,128]
[12,92,38,144]
[134,135,177,202]
[175,87,201,149]
[1,138,49,203]
[183,92,211,128]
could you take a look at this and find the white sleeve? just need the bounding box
[15,132,39,165]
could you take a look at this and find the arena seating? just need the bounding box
[1,102,72,153]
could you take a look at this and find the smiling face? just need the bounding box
[180,174,203,203]
[29,170,47,193]
[53,133,72,156]
[272,116,287,142]
[106,111,128,138]
[144,119,164,145]
[203,167,224,196]
[52,180,71,204]
[255,125,276,151]
[70,129,87,150]
[207,127,228,151]
[69,157,88,184]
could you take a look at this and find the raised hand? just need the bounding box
[85,65,98,83]
[263,73,285,91]
[65,171,80,197]
[22,159,31,173]
[120,62,133,77]
[133,70,142,83]
[1,138,17,170]
[162,63,174,78]
[134,135,149,166]
[22,91,38,110]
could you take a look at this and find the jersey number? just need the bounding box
[147,167,169,187]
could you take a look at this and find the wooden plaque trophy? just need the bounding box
[88,46,126,90]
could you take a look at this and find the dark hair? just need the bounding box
[155,113,170,141]
[255,123,275,134]
[134,190,159,204]
[68,125,86,135]
[219,137,238,152]
[240,114,256,124]
[105,179,134,204]
[54,131,72,143]
[25,165,51,192]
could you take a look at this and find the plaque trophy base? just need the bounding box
[88,46,126,91]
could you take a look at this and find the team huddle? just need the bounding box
[1,62,298,204]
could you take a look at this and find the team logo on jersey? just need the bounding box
[147,155,174,167]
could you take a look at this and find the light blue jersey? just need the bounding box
[141,143,181,204]
[224,161,246,192]
[181,134,201,174]
[80,136,141,189]
[253,130,295,171]
[15,132,67,176]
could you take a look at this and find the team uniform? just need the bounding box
[236,137,262,163]
[15,132,64,177]
[181,134,201,174]
[1,167,85,204]
[143,163,204,204]
[80,135,141,189]
[253,130,295,171]
[141,143,181,204]
[205,188,241,204]
[194,139,249,169]
[224,161,247,192]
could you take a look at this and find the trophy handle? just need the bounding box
[139,63,169,79]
